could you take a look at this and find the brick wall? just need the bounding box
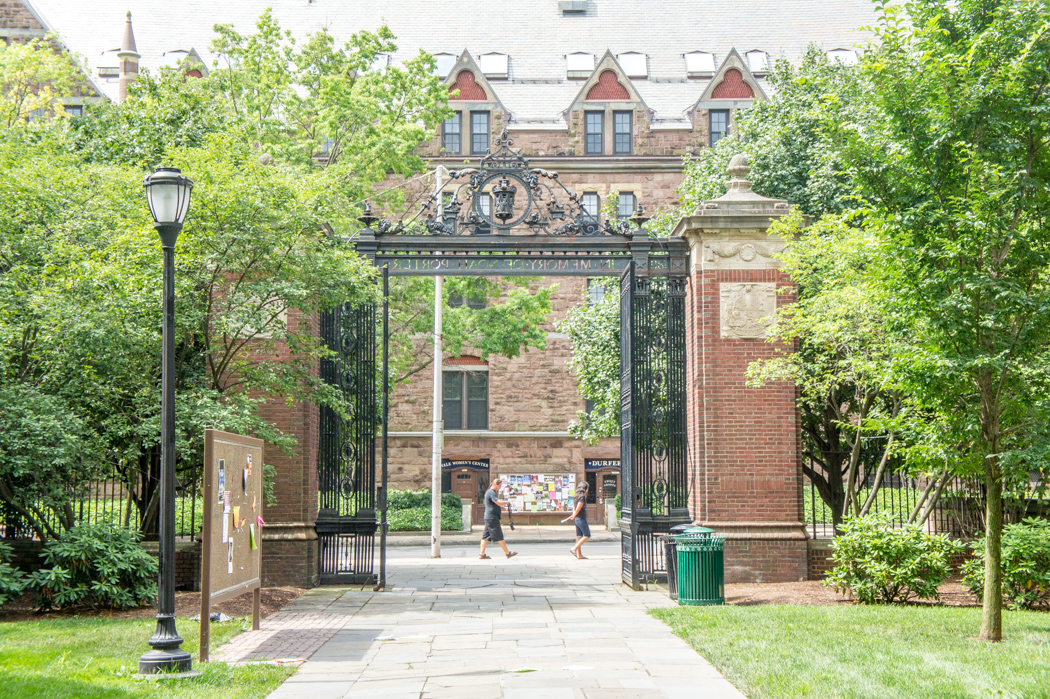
[0,0,43,31]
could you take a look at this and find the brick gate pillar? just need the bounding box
[672,154,809,583]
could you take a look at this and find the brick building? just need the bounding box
[11,0,876,586]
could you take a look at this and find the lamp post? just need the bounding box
[139,167,194,675]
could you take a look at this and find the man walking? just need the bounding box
[479,477,518,559]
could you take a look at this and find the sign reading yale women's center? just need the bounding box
[318,131,691,588]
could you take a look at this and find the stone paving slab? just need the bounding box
[213,542,746,698]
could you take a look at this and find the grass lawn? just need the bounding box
[0,616,294,698]
[652,604,1050,699]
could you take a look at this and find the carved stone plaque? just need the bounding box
[719,282,776,339]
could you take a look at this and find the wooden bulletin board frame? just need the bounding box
[200,429,264,662]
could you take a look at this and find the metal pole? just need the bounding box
[377,266,390,591]
[139,223,192,675]
[431,166,445,558]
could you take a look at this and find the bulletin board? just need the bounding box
[199,429,264,662]
[504,473,576,513]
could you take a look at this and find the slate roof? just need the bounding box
[27,0,876,122]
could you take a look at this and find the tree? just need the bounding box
[839,0,1050,641]
[0,38,82,128]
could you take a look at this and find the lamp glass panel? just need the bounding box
[148,183,182,224]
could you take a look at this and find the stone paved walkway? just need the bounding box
[218,542,746,699]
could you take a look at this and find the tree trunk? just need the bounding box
[979,457,1003,642]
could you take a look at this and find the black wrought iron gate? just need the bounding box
[619,262,691,589]
[317,130,689,588]
[316,302,378,584]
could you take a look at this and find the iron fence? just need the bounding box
[804,460,1049,539]
[0,459,200,542]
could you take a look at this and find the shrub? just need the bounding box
[825,514,962,604]
[0,541,28,607]
[962,518,1050,610]
[387,506,462,532]
[387,489,462,511]
[28,523,157,611]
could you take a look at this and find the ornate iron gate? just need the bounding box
[317,130,690,588]
[620,262,691,589]
[317,301,378,584]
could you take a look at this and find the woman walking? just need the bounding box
[562,481,591,559]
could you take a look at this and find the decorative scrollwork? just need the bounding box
[408,128,639,237]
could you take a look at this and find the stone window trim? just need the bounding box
[442,112,462,154]
[613,110,632,154]
[710,109,730,147]
[471,110,490,155]
[584,110,604,155]
[443,369,489,431]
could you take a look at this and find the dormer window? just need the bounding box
[617,52,647,79]
[433,53,457,78]
[827,48,859,66]
[745,50,769,75]
[371,53,390,73]
[684,51,716,77]
[566,52,595,79]
[479,53,508,79]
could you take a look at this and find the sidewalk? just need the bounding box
[217,541,746,699]
[386,524,620,547]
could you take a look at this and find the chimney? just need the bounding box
[116,11,139,103]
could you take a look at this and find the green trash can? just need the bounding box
[673,527,725,606]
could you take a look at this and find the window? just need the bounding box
[434,53,457,77]
[471,111,490,155]
[617,52,648,79]
[441,471,452,493]
[443,113,461,154]
[479,53,508,79]
[617,192,636,219]
[586,279,608,304]
[585,472,598,504]
[746,50,769,75]
[475,193,492,235]
[613,111,632,154]
[28,107,46,122]
[449,281,487,309]
[566,52,595,78]
[443,371,488,430]
[827,48,859,66]
[64,105,84,117]
[321,137,335,156]
[710,110,729,147]
[684,51,716,76]
[585,111,604,155]
[580,193,600,218]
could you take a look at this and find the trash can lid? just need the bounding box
[684,526,716,535]
[669,524,693,534]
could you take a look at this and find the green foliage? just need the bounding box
[825,514,962,604]
[556,278,619,443]
[0,38,83,128]
[0,541,27,607]
[679,45,865,219]
[385,489,462,531]
[28,523,156,611]
[963,518,1050,611]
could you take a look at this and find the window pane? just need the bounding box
[471,111,489,154]
[617,192,635,219]
[443,372,463,430]
[586,472,598,503]
[710,110,729,147]
[475,193,492,235]
[467,373,488,430]
[581,193,599,217]
[441,471,452,493]
[586,279,607,304]
[443,114,460,154]
[613,111,632,154]
[585,112,603,155]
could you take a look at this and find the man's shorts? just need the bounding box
[574,518,591,538]
[482,518,504,542]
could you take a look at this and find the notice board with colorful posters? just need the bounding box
[200,429,264,662]
[504,474,576,513]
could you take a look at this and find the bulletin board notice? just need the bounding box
[504,473,576,513]
[200,429,264,662]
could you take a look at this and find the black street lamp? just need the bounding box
[139,167,194,675]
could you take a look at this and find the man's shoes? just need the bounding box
[479,554,491,559]
[506,551,518,559]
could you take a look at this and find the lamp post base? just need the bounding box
[139,614,192,674]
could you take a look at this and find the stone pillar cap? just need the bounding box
[117,11,139,58]
[695,154,790,216]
